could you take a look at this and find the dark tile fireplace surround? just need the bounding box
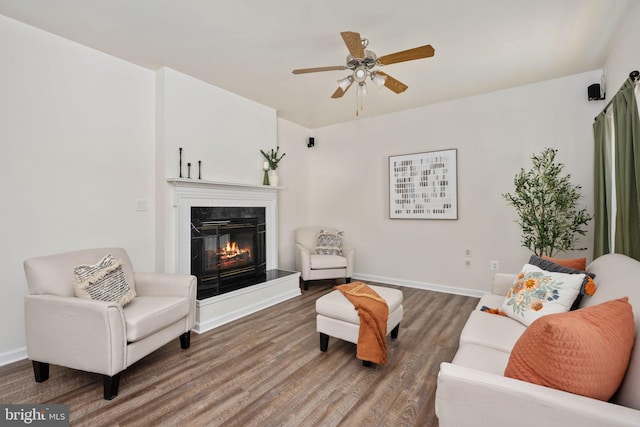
[191,206,291,300]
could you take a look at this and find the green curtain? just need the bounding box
[613,80,640,260]
[592,111,612,259]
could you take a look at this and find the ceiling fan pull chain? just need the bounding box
[356,85,365,116]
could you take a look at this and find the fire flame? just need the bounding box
[218,241,251,260]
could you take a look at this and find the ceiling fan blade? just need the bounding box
[340,31,364,58]
[292,66,347,74]
[378,44,435,65]
[377,71,408,94]
[331,82,353,99]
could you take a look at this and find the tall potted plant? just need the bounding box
[502,147,592,257]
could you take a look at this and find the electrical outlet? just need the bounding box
[464,259,472,268]
[491,261,499,271]
[136,199,148,211]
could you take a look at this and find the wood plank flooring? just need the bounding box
[0,281,478,427]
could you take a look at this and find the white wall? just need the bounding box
[293,71,603,294]
[276,119,313,270]
[602,1,640,95]
[0,15,155,361]
[154,68,278,272]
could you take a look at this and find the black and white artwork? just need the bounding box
[389,149,458,219]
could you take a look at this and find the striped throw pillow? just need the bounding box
[73,254,136,306]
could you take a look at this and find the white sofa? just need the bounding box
[436,253,640,427]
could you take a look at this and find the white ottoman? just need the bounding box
[315,285,403,365]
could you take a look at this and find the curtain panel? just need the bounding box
[593,75,640,261]
[592,112,612,259]
[613,80,640,260]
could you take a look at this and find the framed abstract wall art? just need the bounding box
[389,149,458,219]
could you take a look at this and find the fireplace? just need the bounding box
[191,207,266,299]
[168,178,300,334]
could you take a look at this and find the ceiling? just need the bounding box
[0,0,633,128]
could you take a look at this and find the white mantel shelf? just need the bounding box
[167,178,282,191]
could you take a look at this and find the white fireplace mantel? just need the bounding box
[167,178,300,334]
[167,177,282,193]
[167,178,281,275]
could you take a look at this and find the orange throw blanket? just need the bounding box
[335,282,389,364]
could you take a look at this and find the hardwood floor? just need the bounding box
[0,281,478,426]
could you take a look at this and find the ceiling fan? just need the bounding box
[292,31,435,102]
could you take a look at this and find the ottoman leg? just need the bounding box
[391,323,400,339]
[363,360,372,367]
[319,333,329,352]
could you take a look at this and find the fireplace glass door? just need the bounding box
[203,228,255,277]
[191,218,266,299]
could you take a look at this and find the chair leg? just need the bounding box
[303,280,309,291]
[32,361,49,382]
[180,331,191,349]
[391,323,400,339]
[319,333,329,352]
[346,277,352,283]
[363,360,372,367]
[103,373,120,400]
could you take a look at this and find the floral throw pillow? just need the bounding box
[314,230,344,256]
[528,255,597,310]
[500,263,585,326]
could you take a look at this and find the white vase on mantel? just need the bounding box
[268,169,279,186]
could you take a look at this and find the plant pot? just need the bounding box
[268,169,279,186]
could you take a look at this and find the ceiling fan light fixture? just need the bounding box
[358,82,368,96]
[372,72,387,87]
[337,76,353,91]
[353,66,368,83]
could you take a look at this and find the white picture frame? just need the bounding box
[389,149,458,219]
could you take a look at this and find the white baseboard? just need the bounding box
[0,347,27,367]
[353,273,486,299]
[194,288,300,334]
[194,271,301,334]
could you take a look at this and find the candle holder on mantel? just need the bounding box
[262,161,270,185]
[179,147,183,178]
[198,161,202,180]
[187,163,191,179]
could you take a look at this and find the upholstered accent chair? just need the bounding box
[23,247,196,400]
[294,227,355,290]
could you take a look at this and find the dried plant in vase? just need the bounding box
[260,146,286,170]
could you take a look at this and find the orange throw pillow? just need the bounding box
[542,255,587,271]
[504,297,634,401]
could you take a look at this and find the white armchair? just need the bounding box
[295,227,355,290]
[23,247,196,400]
